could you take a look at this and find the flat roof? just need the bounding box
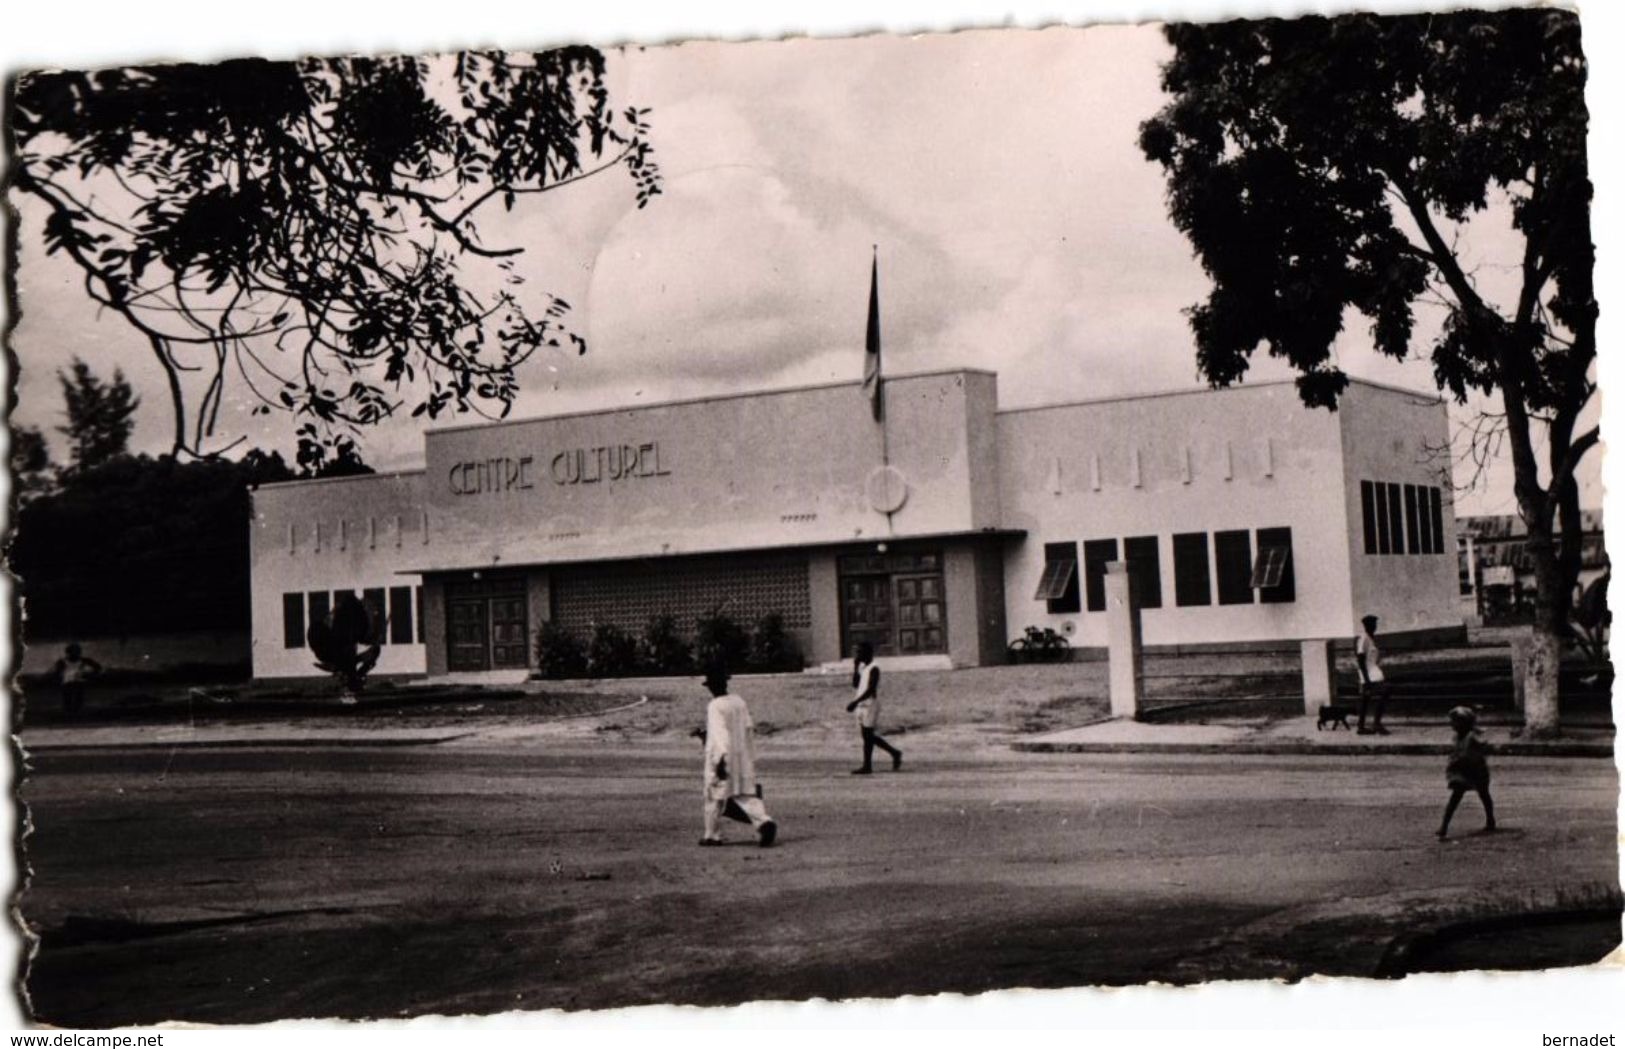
[425,368,998,436]
[997,375,1442,417]
[253,467,426,492]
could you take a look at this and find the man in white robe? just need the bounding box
[700,669,777,847]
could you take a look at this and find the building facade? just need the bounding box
[1456,510,1608,623]
[249,371,1464,679]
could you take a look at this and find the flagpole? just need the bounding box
[864,246,890,467]
[873,245,890,471]
[864,245,896,540]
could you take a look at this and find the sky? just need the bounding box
[2,0,1623,1037]
[5,1,1608,517]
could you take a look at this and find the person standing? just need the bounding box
[847,642,902,774]
[52,643,102,718]
[1437,705,1496,839]
[1354,614,1391,736]
[699,668,777,848]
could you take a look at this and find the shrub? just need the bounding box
[694,610,749,672]
[535,620,586,679]
[586,622,641,678]
[747,612,799,671]
[641,612,693,674]
[307,592,380,697]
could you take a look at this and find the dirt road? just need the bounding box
[18,740,1621,1026]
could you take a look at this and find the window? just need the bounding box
[307,590,332,632]
[1374,482,1391,554]
[282,593,305,649]
[1173,532,1212,607]
[1360,481,1377,555]
[1429,487,1445,554]
[416,586,425,643]
[1417,485,1434,555]
[1254,527,1296,604]
[1251,546,1287,589]
[1214,530,1254,605]
[390,586,415,645]
[1035,542,1081,614]
[1124,535,1162,609]
[1387,482,1406,554]
[363,588,387,645]
[1404,484,1421,554]
[1082,539,1119,613]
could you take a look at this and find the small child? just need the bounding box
[1437,705,1496,840]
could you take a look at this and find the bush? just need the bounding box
[747,612,799,671]
[694,611,749,672]
[641,612,693,674]
[586,622,641,678]
[535,620,586,679]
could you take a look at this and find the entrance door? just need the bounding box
[489,594,529,668]
[838,550,946,658]
[447,597,491,672]
[445,577,529,672]
[842,575,896,657]
[893,573,945,654]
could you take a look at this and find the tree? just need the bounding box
[307,592,381,699]
[292,423,374,479]
[10,425,57,503]
[57,357,140,471]
[12,49,660,461]
[1140,9,1594,736]
[9,452,296,641]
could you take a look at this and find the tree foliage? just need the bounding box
[10,425,57,504]
[12,49,660,459]
[307,592,381,696]
[1141,9,1591,415]
[1140,9,1595,733]
[57,357,140,471]
[9,452,297,638]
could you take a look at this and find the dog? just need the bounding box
[1317,704,1355,731]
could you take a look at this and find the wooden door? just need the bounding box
[841,575,895,657]
[490,595,529,668]
[447,597,490,671]
[893,573,946,654]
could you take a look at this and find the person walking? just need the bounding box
[52,643,102,718]
[1437,705,1496,840]
[699,667,777,848]
[847,642,902,774]
[1354,614,1391,735]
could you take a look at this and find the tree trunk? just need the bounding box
[1521,622,1563,738]
[1522,529,1567,738]
[1496,358,1575,740]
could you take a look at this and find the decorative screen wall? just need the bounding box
[551,554,812,635]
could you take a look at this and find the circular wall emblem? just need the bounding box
[866,465,909,514]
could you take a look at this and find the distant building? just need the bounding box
[249,371,1465,679]
[1456,509,1608,623]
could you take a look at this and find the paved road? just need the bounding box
[17,741,1621,1026]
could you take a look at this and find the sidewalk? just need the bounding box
[13,720,479,751]
[15,709,1616,757]
[1015,714,1617,758]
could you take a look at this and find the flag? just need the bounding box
[862,252,883,422]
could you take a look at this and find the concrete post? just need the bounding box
[1509,630,1532,714]
[1464,535,1481,625]
[1300,639,1336,716]
[1104,562,1143,720]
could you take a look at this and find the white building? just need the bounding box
[248,371,1463,679]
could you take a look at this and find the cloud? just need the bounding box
[6,23,1599,517]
